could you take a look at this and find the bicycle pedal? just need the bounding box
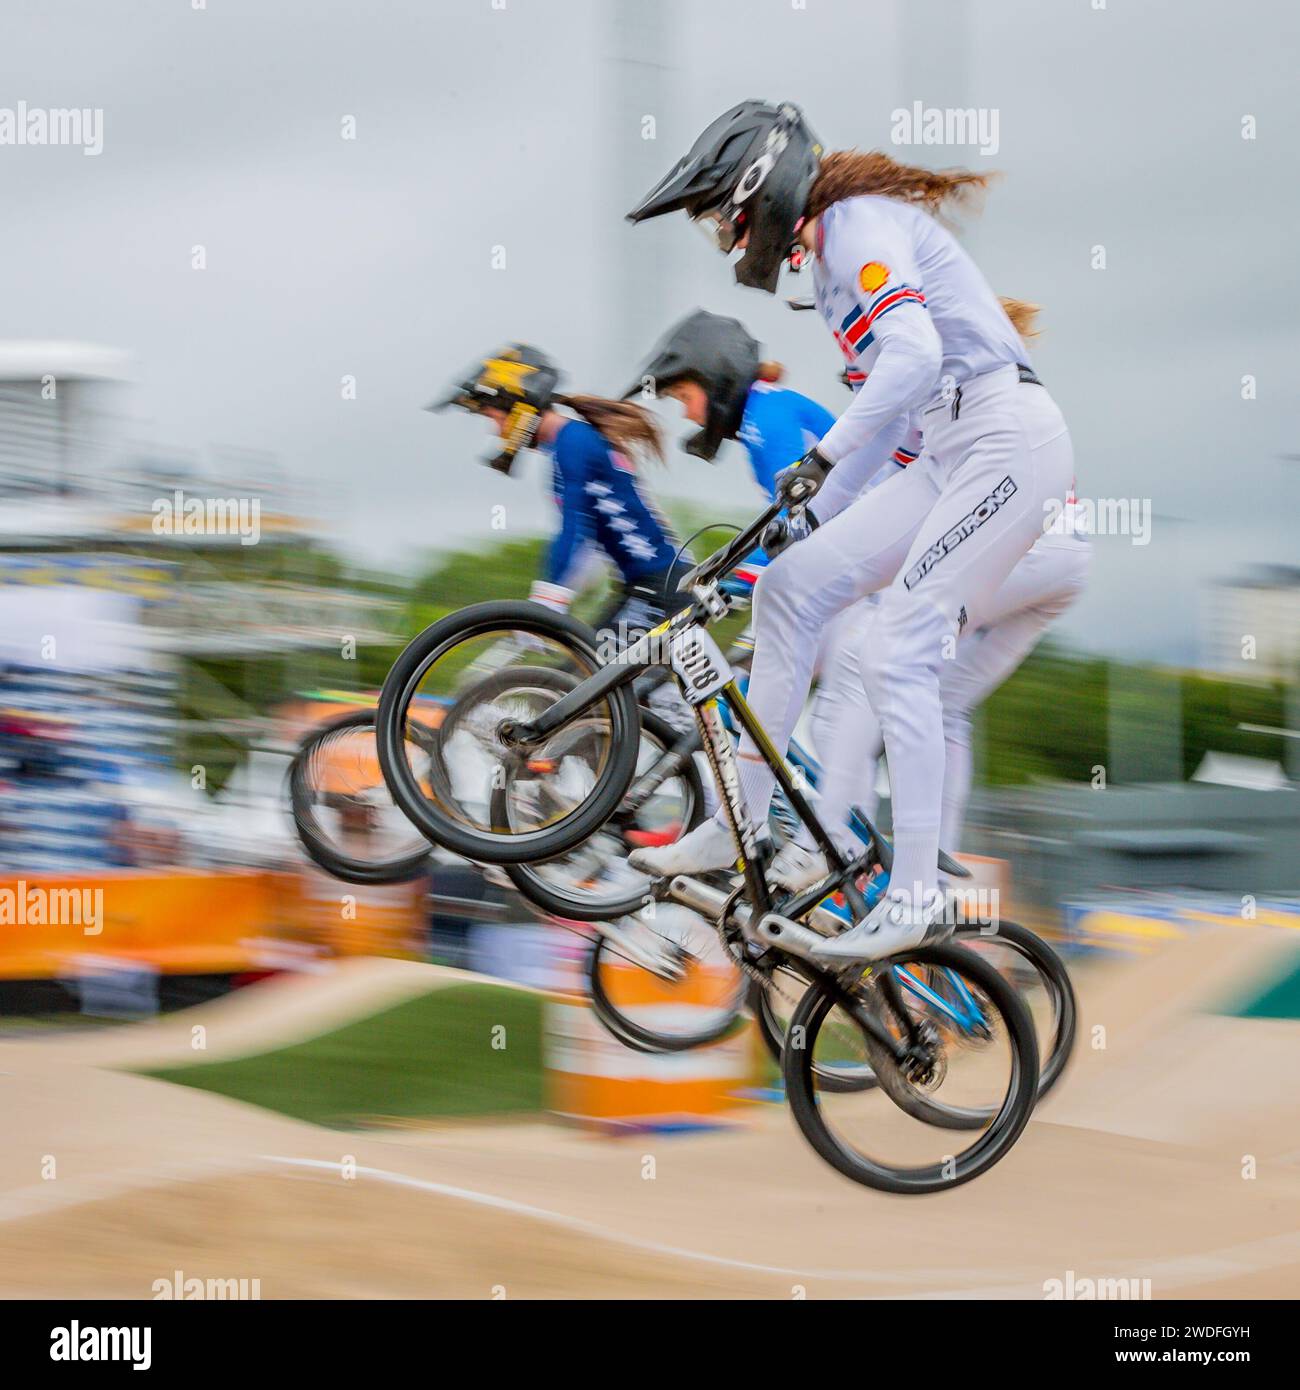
[754,912,825,961]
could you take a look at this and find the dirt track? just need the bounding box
[1,937,1298,1299]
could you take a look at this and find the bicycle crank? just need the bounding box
[753,912,825,961]
[596,918,688,981]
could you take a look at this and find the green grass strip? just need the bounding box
[141,983,544,1128]
[1218,946,1300,1020]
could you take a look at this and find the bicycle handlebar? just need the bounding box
[678,496,788,592]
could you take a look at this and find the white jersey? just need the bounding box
[871,412,923,487]
[827,402,1087,542]
[812,195,1027,463]
[813,407,923,520]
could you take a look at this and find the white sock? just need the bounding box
[793,809,857,860]
[887,826,940,907]
[940,720,973,855]
[712,752,776,833]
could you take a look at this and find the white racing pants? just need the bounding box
[806,598,877,762]
[730,365,1075,902]
[813,532,1091,855]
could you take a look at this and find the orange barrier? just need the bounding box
[278,695,444,743]
[0,870,291,979]
[952,853,1012,924]
[544,912,754,1130]
[297,867,426,960]
[0,867,426,979]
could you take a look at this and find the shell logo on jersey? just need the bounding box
[859,262,890,294]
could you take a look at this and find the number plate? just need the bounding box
[668,627,732,706]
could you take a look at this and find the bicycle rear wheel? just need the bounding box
[377,601,642,865]
[783,943,1039,1194]
[749,968,878,1095]
[951,918,1076,1111]
[289,709,435,885]
[586,908,748,1054]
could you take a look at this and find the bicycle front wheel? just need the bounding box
[377,601,642,865]
[289,708,435,885]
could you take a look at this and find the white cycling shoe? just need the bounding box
[768,841,828,892]
[810,888,951,963]
[627,817,738,878]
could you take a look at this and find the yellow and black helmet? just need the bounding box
[431,345,562,474]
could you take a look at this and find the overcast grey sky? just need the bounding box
[2,0,1297,662]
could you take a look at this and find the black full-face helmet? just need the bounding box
[431,344,562,474]
[627,100,822,295]
[624,309,761,461]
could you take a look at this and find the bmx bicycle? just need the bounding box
[373,490,1044,1193]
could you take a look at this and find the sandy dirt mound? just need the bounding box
[1,932,1297,1299]
[0,1169,791,1300]
[16,958,519,1070]
[2,1117,1296,1299]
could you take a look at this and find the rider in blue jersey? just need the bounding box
[737,373,834,499]
[435,344,692,641]
[625,310,836,585]
[542,416,678,589]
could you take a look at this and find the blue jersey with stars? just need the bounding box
[543,418,679,586]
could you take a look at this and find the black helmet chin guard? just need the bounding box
[624,309,760,463]
[680,428,715,461]
[430,345,561,474]
[627,99,822,295]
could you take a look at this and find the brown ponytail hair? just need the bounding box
[756,361,785,384]
[806,150,993,221]
[999,297,1042,339]
[556,394,665,464]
